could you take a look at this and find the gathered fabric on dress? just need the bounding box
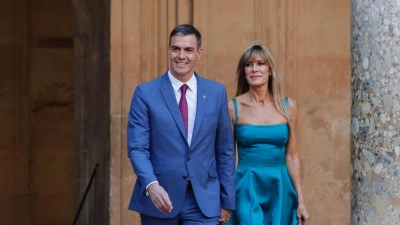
[227,98,298,225]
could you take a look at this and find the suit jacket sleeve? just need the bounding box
[215,87,236,210]
[127,85,156,195]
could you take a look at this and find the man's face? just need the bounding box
[168,34,202,82]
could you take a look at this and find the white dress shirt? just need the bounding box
[146,70,197,194]
[168,70,197,146]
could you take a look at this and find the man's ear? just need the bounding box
[197,48,203,60]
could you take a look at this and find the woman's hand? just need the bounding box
[297,202,309,225]
[219,208,232,224]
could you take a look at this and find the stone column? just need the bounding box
[351,0,400,224]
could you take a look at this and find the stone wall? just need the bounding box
[1,0,351,224]
[110,0,351,224]
[0,0,74,224]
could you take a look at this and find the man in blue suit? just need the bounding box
[127,24,235,225]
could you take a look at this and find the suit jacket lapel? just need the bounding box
[191,74,207,142]
[160,73,187,140]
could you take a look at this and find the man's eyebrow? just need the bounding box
[170,46,196,50]
[170,45,196,50]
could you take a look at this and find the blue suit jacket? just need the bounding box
[127,72,235,218]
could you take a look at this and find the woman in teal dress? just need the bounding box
[225,44,309,225]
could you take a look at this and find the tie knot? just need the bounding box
[181,84,188,95]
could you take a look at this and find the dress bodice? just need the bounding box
[235,124,288,167]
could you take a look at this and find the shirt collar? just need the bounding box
[168,70,197,92]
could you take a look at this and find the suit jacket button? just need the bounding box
[187,157,191,161]
[182,176,187,180]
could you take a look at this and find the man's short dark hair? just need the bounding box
[169,24,202,49]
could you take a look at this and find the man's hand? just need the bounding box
[147,182,173,213]
[218,208,232,224]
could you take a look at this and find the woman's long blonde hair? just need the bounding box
[235,44,290,120]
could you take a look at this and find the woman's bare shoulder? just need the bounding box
[234,94,248,104]
[286,97,298,110]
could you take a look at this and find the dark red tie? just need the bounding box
[179,84,189,136]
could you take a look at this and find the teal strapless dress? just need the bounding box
[227,99,298,225]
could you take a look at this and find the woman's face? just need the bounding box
[244,54,270,87]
